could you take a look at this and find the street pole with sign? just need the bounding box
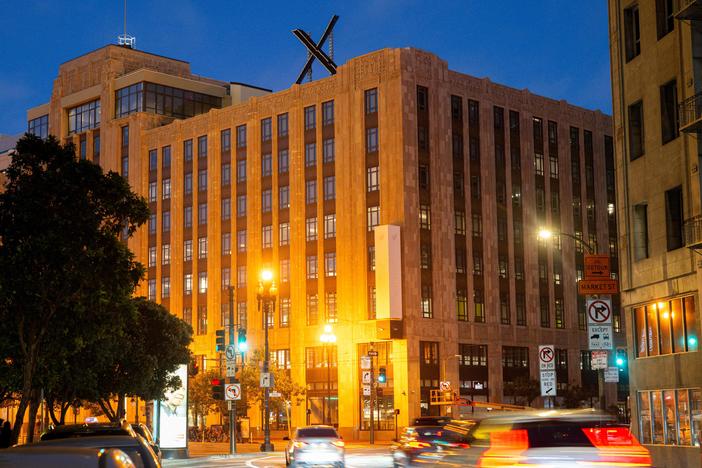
[538,345,556,407]
[228,286,237,454]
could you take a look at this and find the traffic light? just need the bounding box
[188,361,199,376]
[237,328,248,352]
[211,378,225,400]
[215,329,226,352]
[616,348,627,371]
[378,366,387,384]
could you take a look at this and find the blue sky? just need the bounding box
[0,0,611,135]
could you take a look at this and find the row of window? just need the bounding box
[634,296,698,358]
[115,82,221,119]
[627,80,678,161]
[632,185,684,260]
[420,343,569,370]
[623,0,675,63]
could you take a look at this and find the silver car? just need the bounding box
[286,425,345,468]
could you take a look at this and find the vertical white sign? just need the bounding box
[539,345,557,397]
[158,364,188,449]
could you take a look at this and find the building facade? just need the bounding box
[608,0,702,466]
[27,44,616,439]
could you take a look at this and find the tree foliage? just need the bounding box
[0,134,149,442]
[504,376,541,407]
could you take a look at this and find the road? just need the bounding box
[163,446,393,468]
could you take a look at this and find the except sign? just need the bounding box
[604,367,620,383]
[578,279,619,295]
[360,357,371,370]
[588,325,613,350]
[584,255,611,279]
[540,370,556,397]
[226,361,236,377]
[538,345,555,371]
[225,383,241,401]
[591,351,608,370]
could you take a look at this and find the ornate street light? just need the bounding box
[257,269,277,452]
[320,324,337,426]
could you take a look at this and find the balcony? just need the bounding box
[679,93,702,133]
[684,215,702,249]
[676,0,702,20]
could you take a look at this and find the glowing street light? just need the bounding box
[257,268,277,452]
[537,228,554,241]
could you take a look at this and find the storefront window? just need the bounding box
[639,392,652,444]
[672,299,685,353]
[636,296,697,358]
[692,389,702,446]
[659,302,672,355]
[678,390,691,445]
[651,391,664,444]
[639,389,702,446]
[647,307,660,357]
[664,390,677,444]
[635,307,646,358]
[358,342,394,430]
[685,297,699,351]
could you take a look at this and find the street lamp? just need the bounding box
[320,324,337,426]
[440,354,461,416]
[257,269,277,452]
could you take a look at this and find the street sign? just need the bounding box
[588,325,613,350]
[260,372,273,388]
[604,367,620,383]
[440,381,451,391]
[362,370,372,384]
[226,361,237,377]
[587,297,613,350]
[540,370,556,397]
[225,345,236,361]
[538,345,555,371]
[591,351,608,370]
[578,279,619,295]
[270,391,282,398]
[584,255,611,279]
[361,357,371,370]
[362,385,371,396]
[367,350,379,357]
[225,383,241,401]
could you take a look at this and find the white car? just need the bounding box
[286,425,345,468]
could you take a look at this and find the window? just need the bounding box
[474,290,485,322]
[456,249,466,274]
[121,156,129,179]
[237,159,246,183]
[325,252,337,277]
[262,153,272,177]
[473,254,483,276]
[534,153,544,176]
[93,133,100,163]
[221,197,231,220]
[162,211,171,232]
[305,143,316,167]
[184,139,193,161]
[280,259,290,283]
[162,243,171,265]
[540,298,550,328]
[656,0,675,39]
[516,294,526,326]
[306,217,318,241]
[498,256,508,279]
[197,135,207,158]
[197,306,207,335]
[628,101,645,160]
[421,341,438,365]
[472,214,482,237]
[323,138,335,163]
[198,272,207,293]
[420,244,432,270]
[324,176,335,200]
[116,82,221,119]
[457,291,468,321]
[555,299,565,329]
[279,186,290,209]
[366,127,379,153]
[367,166,379,192]
[633,204,649,260]
[367,206,380,231]
[262,189,272,212]
[148,247,156,267]
[198,203,207,225]
[421,285,433,318]
[660,80,678,144]
[236,125,247,148]
[455,211,466,235]
[237,230,246,252]
[184,239,192,262]
[369,287,377,318]
[148,214,156,234]
[198,236,207,259]
[500,294,510,325]
[184,273,193,295]
[417,86,428,111]
[148,182,157,202]
[666,186,684,251]
[306,294,319,325]
[419,165,430,190]
[222,268,230,289]
[635,296,698,358]
[322,100,334,125]
[221,129,231,152]
[261,117,272,142]
[148,279,156,300]
[278,222,290,246]
[304,106,316,130]
[184,173,193,195]
[279,298,291,327]
[419,205,431,230]
[222,233,231,255]
[549,156,559,179]
[262,225,272,248]
[502,347,529,368]
[237,266,246,288]
[624,5,641,61]
[149,150,157,171]
[638,388,702,446]
[237,195,246,217]
[195,170,208,193]
[306,180,317,204]
[324,214,336,239]
[237,301,247,328]
[325,292,337,323]
[68,99,100,134]
[278,113,289,137]
[365,88,378,114]
[279,149,289,173]
[161,178,171,200]
[27,114,48,138]
[368,246,376,271]
[162,277,170,298]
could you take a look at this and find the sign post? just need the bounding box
[538,345,556,404]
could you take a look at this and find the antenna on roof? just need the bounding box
[117,0,136,49]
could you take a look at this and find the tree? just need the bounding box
[270,366,306,439]
[504,376,541,407]
[0,135,149,443]
[188,369,223,431]
[559,384,597,409]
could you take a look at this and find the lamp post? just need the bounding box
[320,324,337,426]
[537,228,606,411]
[440,355,461,416]
[257,269,277,452]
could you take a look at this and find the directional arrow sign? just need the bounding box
[540,370,556,397]
[225,383,241,401]
[587,298,612,324]
[539,345,555,371]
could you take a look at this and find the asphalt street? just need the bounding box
[163,447,393,468]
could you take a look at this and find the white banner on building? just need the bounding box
[157,364,188,449]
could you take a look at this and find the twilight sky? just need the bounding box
[0,0,611,135]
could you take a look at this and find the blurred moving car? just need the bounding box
[0,446,136,468]
[286,425,345,467]
[130,423,160,462]
[433,409,651,468]
[391,425,472,468]
[30,435,160,468]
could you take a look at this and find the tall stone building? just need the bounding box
[608,0,702,465]
[27,44,616,439]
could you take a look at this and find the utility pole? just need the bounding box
[228,286,237,454]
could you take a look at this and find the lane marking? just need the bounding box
[246,455,282,468]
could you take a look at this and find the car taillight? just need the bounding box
[331,440,345,448]
[407,440,432,449]
[293,441,308,448]
[582,427,637,447]
[582,427,652,467]
[478,430,529,468]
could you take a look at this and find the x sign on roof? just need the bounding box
[293,15,339,84]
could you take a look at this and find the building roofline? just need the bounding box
[229,82,272,93]
[60,44,189,67]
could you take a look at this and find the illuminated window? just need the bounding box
[367,166,379,192]
[184,274,193,295]
[262,189,272,213]
[221,233,231,255]
[278,149,289,173]
[262,153,272,177]
[148,247,156,268]
[262,225,272,249]
[68,99,100,134]
[306,255,318,279]
[306,218,318,241]
[261,117,272,142]
[367,206,380,231]
[184,240,192,262]
[419,205,431,230]
[279,222,290,246]
[198,237,207,259]
[305,143,316,167]
[162,277,170,298]
[162,244,170,265]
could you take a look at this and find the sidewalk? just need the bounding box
[188,439,392,457]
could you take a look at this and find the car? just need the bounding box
[40,421,138,441]
[130,423,161,462]
[286,425,345,468]
[412,416,453,427]
[29,435,160,468]
[431,409,652,468]
[391,425,472,468]
[0,446,136,468]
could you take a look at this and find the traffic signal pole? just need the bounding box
[228,286,237,455]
